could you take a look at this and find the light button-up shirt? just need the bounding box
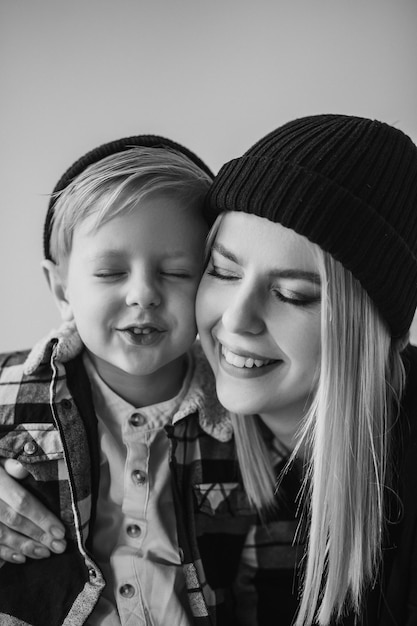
[84,355,193,626]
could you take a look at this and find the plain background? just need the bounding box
[1,0,417,351]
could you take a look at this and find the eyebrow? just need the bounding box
[212,242,321,284]
[88,249,194,261]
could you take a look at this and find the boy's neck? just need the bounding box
[86,351,188,408]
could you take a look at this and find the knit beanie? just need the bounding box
[44,134,214,260]
[207,114,417,338]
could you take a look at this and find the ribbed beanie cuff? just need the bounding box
[44,134,214,260]
[207,115,417,338]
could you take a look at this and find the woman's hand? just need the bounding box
[0,461,66,564]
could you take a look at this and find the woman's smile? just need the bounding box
[221,343,278,369]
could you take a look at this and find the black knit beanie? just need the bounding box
[44,134,214,260]
[207,114,417,338]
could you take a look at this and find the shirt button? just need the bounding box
[119,584,135,599]
[23,441,37,455]
[126,524,141,538]
[131,469,147,485]
[130,412,146,427]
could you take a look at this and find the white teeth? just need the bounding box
[131,327,153,335]
[221,346,271,369]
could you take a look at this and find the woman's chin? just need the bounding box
[215,384,261,416]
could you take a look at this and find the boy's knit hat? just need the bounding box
[207,114,417,338]
[44,134,214,260]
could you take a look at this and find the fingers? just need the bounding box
[0,539,29,564]
[0,485,63,544]
[0,465,67,561]
[0,519,54,563]
[3,458,30,480]
[0,498,66,556]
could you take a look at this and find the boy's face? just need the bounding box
[49,193,208,401]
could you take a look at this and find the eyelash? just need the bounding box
[272,290,320,307]
[164,272,191,278]
[94,272,124,279]
[206,267,237,281]
[206,266,320,308]
[94,271,191,280]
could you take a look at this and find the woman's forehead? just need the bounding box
[216,211,319,272]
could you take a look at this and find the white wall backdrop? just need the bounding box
[1,0,417,351]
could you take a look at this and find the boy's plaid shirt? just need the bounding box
[0,325,302,625]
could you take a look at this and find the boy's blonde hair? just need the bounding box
[49,147,212,264]
[231,241,406,625]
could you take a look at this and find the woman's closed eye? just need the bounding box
[205,262,239,281]
[272,286,321,307]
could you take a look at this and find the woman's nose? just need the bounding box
[221,287,265,334]
[125,273,161,309]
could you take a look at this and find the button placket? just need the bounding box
[123,424,150,540]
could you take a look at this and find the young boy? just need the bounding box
[0,137,251,625]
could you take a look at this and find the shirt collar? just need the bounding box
[83,351,194,433]
[24,322,233,442]
[173,342,233,442]
[24,321,84,375]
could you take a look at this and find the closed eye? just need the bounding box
[206,265,239,281]
[160,270,193,279]
[272,288,320,307]
[94,271,126,279]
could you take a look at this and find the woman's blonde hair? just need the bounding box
[231,238,406,624]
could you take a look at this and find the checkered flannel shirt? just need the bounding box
[0,324,303,625]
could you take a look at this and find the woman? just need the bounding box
[1,115,417,625]
[195,114,417,624]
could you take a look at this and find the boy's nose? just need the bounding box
[125,277,161,309]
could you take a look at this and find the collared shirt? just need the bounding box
[85,353,194,626]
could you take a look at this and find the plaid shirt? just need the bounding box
[3,325,414,625]
[0,325,302,625]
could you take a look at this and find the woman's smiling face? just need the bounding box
[196,211,322,431]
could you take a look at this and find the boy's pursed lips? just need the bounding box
[116,323,168,346]
[116,320,166,333]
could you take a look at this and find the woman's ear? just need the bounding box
[41,259,74,322]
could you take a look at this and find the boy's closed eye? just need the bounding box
[160,269,194,279]
[92,266,198,280]
[94,270,127,279]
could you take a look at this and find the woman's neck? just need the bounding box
[258,405,308,457]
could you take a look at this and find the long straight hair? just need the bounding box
[232,242,406,624]
[294,249,405,624]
